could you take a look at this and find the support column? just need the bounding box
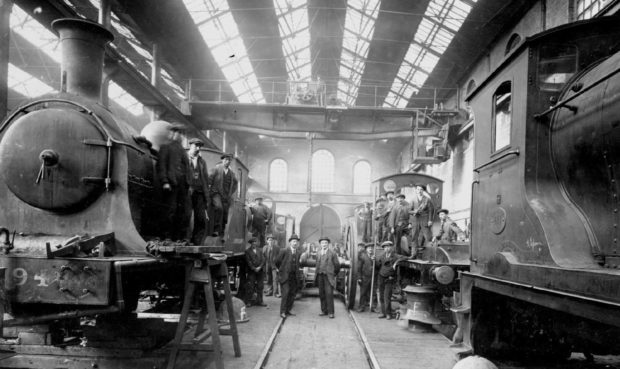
[0,0,13,120]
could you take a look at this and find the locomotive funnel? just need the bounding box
[52,18,113,101]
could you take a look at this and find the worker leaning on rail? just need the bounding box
[433,209,466,243]
[375,241,407,320]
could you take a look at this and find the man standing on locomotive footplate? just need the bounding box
[208,153,238,238]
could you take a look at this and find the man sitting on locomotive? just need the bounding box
[433,209,466,243]
[157,123,190,241]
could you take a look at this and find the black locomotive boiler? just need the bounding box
[460,16,620,359]
[0,17,251,360]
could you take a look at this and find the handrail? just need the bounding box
[473,149,520,173]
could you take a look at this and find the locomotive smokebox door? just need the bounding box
[0,108,108,212]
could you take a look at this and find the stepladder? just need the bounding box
[166,256,241,369]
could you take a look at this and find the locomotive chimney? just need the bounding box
[52,18,114,101]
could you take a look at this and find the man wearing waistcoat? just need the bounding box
[157,123,190,240]
[263,233,280,297]
[315,236,341,318]
[357,242,378,313]
[376,241,407,319]
[187,138,209,245]
[275,234,301,318]
[208,153,238,237]
[409,184,434,257]
[388,193,410,255]
[251,197,272,247]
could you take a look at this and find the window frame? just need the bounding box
[491,81,513,154]
[268,158,288,192]
[311,149,335,193]
[352,160,372,195]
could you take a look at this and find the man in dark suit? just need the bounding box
[275,234,301,318]
[388,193,410,255]
[208,153,238,237]
[409,184,434,257]
[157,123,190,240]
[263,233,280,297]
[376,241,407,320]
[250,197,272,247]
[357,242,378,313]
[244,238,267,307]
[315,236,341,318]
[187,138,209,245]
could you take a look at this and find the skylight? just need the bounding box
[10,6,61,62]
[183,0,265,103]
[337,0,380,106]
[384,0,477,108]
[274,0,312,81]
[8,63,56,97]
[109,81,144,116]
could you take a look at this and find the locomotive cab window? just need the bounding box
[493,81,512,152]
[538,44,578,92]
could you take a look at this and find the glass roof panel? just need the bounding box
[383,0,476,108]
[274,0,312,81]
[11,6,61,62]
[108,81,144,115]
[184,0,264,103]
[337,0,380,106]
[8,63,56,97]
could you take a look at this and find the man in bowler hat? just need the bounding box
[357,242,378,313]
[208,153,238,237]
[315,236,340,318]
[244,237,267,307]
[275,234,301,318]
[187,138,209,245]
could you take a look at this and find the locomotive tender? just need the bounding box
[460,16,620,358]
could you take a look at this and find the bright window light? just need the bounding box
[353,160,371,194]
[311,149,335,192]
[274,0,312,81]
[109,81,144,116]
[269,158,288,192]
[8,63,56,97]
[11,5,61,62]
[337,0,380,106]
[183,0,265,103]
[384,0,477,108]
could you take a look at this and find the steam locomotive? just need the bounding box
[459,16,620,359]
[0,17,254,356]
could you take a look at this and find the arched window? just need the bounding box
[353,160,371,194]
[269,159,287,192]
[466,79,477,96]
[505,33,521,55]
[493,81,512,152]
[311,149,334,192]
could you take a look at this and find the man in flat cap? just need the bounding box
[187,138,209,245]
[157,123,190,240]
[315,236,340,318]
[244,238,267,307]
[409,184,434,257]
[275,234,301,318]
[374,197,388,243]
[263,233,280,297]
[376,241,407,319]
[250,196,272,247]
[357,242,378,313]
[388,193,410,255]
[208,153,238,237]
[434,209,466,243]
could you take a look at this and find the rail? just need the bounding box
[185,79,458,109]
[473,149,520,173]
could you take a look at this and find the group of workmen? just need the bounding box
[156,123,238,244]
[371,183,466,256]
[241,233,343,319]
